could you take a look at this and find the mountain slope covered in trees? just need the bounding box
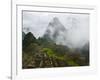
[22,31,89,69]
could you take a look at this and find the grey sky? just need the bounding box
[23,11,89,48]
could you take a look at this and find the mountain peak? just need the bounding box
[53,17,59,23]
[48,17,66,30]
[43,17,67,44]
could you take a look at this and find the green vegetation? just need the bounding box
[22,32,89,69]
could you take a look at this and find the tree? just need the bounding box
[23,32,36,49]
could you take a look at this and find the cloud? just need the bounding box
[23,11,89,48]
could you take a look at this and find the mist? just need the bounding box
[23,11,89,48]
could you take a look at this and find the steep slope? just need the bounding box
[23,32,37,48]
[43,17,68,45]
